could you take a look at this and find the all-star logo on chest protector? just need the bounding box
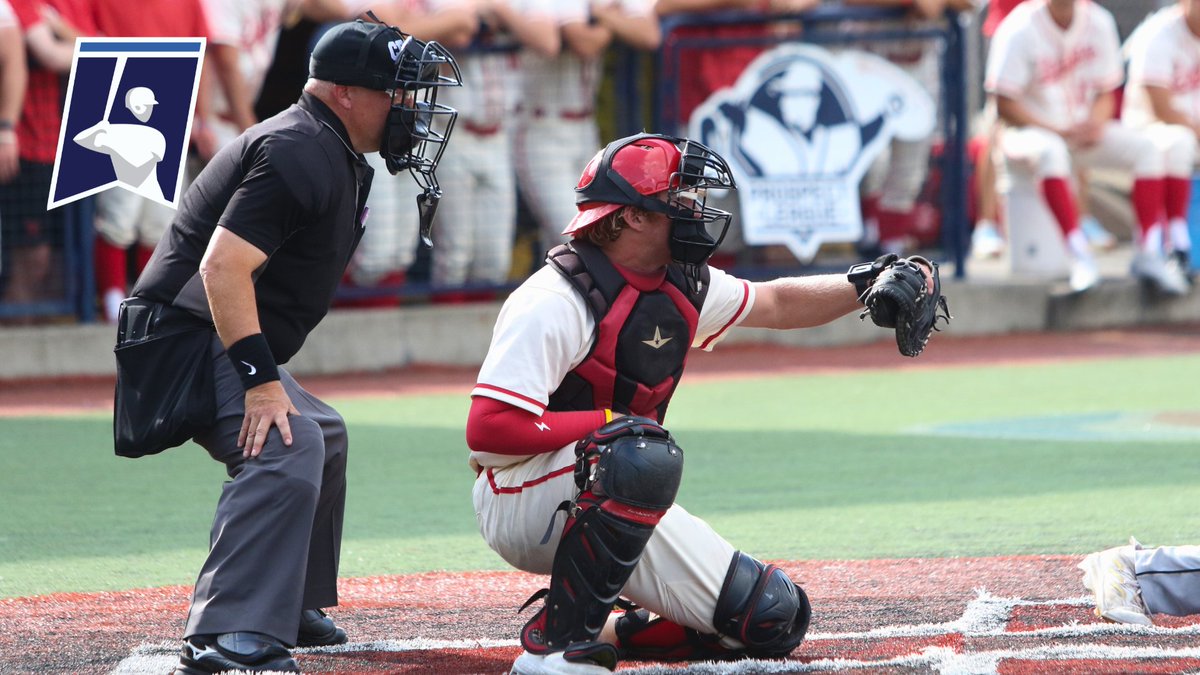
[545,242,708,421]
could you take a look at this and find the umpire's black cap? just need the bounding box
[309,20,410,91]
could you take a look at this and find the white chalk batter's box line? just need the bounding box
[111,592,1200,675]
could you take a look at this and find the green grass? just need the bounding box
[1,353,1198,598]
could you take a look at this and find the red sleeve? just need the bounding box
[466,396,608,456]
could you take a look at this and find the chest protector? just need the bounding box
[546,241,709,421]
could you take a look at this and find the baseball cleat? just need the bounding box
[1080,215,1116,251]
[174,632,299,673]
[296,608,347,647]
[1172,250,1195,285]
[970,220,1005,259]
[1131,250,1189,296]
[1078,544,1152,626]
[1068,259,1100,293]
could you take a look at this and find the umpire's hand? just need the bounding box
[239,381,300,459]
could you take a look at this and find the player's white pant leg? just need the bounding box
[472,447,578,574]
[469,130,517,285]
[622,503,737,635]
[94,188,143,248]
[430,130,482,287]
[874,53,937,212]
[1074,122,1163,177]
[135,197,176,249]
[1142,122,1197,178]
[515,116,600,255]
[350,153,421,286]
[998,126,1072,179]
[1134,545,1200,616]
[878,136,933,212]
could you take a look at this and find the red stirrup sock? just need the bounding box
[1039,177,1079,237]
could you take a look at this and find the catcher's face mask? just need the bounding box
[379,34,462,245]
[569,133,736,284]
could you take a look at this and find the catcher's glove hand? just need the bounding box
[858,255,951,357]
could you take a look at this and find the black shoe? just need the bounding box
[174,632,298,674]
[296,608,348,647]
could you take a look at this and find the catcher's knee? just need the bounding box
[578,417,684,519]
[714,551,812,658]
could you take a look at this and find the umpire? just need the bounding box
[119,19,461,674]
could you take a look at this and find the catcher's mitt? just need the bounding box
[858,255,951,357]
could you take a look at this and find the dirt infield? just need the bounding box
[3,556,1200,674]
[5,325,1200,673]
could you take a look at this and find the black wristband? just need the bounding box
[847,253,900,303]
[226,333,279,390]
[0,120,12,131]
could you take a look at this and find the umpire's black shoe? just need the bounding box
[296,608,348,647]
[174,632,299,673]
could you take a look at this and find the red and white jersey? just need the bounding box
[518,0,653,117]
[200,0,293,117]
[0,0,15,27]
[985,0,1123,127]
[1123,5,1200,129]
[472,262,753,424]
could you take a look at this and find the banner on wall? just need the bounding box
[689,43,936,262]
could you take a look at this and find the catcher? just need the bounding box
[465,132,950,675]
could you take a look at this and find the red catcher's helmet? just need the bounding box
[562,136,685,236]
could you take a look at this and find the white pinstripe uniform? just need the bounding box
[470,263,755,635]
[347,0,435,286]
[512,0,654,256]
[985,0,1163,189]
[1124,6,1200,178]
[429,0,556,288]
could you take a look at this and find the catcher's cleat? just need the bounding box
[1078,544,1152,626]
[174,632,299,674]
[510,644,619,674]
[296,608,347,647]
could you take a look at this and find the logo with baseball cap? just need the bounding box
[47,37,205,210]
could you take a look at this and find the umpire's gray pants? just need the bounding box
[1135,545,1200,617]
[183,335,348,645]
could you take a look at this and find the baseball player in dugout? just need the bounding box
[113,18,462,674]
[1123,0,1200,280]
[986,0,1191,295]
[466,134,949,674]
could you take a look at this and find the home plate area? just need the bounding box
[8,557,1200,674]
[110,594,1200,675]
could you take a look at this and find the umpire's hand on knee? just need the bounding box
[239,381,300,458]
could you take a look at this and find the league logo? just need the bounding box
[689,44,935,263]
[48,38,206,210]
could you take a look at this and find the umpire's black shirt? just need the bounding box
[133,93,373,364]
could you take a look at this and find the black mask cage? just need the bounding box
[663,138,736,274]
[382,36,462,184]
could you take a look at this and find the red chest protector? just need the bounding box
[546,241,709,422]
